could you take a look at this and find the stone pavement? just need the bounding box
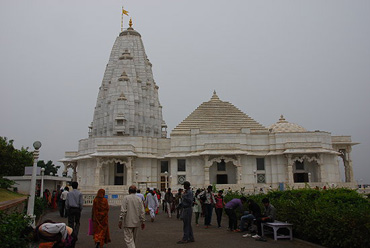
[41,206,319,248]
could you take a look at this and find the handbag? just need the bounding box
[200,193,207,202]
[88,218,93,236]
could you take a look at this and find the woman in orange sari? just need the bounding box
[92,189,111,248]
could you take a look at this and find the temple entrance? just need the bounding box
[294,173,308,183]
[210,159,236,184]
[293,159,319,183]
[217,174,228,184]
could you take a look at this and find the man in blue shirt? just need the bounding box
[177,181,195,244]
[66,182,83,239]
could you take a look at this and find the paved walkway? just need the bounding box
[41,206,319,248]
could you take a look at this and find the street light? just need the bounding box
[27,141,42,227]
[40,168,45,198]
[253,170,257,194]
[164,171,168,189]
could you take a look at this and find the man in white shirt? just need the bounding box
[60,186,69,218]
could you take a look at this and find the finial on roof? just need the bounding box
[210,90,220,101]
[278,115,287,123]
[129,18,133,28]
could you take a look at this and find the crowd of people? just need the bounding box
[34,182,276,247]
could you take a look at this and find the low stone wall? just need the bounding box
[0,197,28,214]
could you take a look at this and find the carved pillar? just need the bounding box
[317,154,326,183]
[236,155,242,184]
[95,158,102,186]
[203,156,211,186]
[285,155,294,185]
[126,157,133,186]
[342,147,354,182]
[72,163,77,182]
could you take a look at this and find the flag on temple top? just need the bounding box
[122,8,129,16]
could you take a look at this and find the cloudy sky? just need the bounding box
[1,0,369,183]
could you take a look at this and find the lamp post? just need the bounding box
[27,141,41,227]
[164,171,168,190]
[40,168,45,198]
[253,169,257,194]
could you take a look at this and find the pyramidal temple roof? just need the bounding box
[171,92,268,135]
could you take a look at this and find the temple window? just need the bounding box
[116,119,124,126]
[160,161,169,173]
[177,159,186,171]
[257,158,265,170]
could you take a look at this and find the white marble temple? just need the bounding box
[62,26,358,200]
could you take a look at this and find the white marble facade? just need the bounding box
[62,26,357,197]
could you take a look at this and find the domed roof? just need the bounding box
[269,115,307,133]
[171,91,268,135]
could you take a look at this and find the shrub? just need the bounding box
[34,197,46,219]
[232,187,370,248]
[0,211,33,248]
[0,177,15,189]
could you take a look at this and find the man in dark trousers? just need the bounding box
[240,198,262,234]
[253,198,276,240]
[66,182,83,240]
[177,181,195,244]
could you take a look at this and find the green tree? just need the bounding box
[0,137,33,176]
[37,160,60,176]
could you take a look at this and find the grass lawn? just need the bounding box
[0,188,27,203]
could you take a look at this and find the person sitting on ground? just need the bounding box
[253,198,276,240]
[224,196,247,232]
[241,199,262,236]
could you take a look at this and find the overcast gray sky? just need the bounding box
[1,0,369,183]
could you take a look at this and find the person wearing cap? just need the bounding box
[177,181,195,244]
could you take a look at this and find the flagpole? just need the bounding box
[121,6,124,32]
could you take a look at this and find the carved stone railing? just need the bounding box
[83,194,127,206]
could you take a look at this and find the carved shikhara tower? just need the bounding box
[62,24,170,196]
[91,25,166,138]
[62,22,357,202]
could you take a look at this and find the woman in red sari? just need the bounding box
[92,189,111,248]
